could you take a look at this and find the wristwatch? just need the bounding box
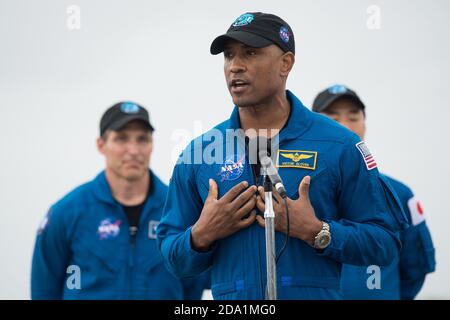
[313,222,331,250]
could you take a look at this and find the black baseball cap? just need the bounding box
[312,84,365,113]
[100,101,154,136]
[210,12,295,55]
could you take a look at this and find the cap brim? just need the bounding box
[316,94,365,113]
[108,115,154,132]
[210,31,273,55]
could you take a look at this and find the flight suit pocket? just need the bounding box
[280,161,330,199]
[211,280,247,299]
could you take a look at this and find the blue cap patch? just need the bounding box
[328,85,348,95]
[279,26,290,43]
[120,102,140,114]
[232,13,254,27]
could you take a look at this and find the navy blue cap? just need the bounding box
[100,101,154,136]
[210,12,295,55]
[312,85,365,113]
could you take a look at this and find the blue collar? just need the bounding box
[92,170,166,211]
[228,90,313,142]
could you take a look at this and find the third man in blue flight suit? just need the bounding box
[157,12,408,299]
[312,84,436,299]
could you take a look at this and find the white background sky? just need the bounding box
[1,0,449,299]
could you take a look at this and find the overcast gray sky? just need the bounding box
[1,0,449,299]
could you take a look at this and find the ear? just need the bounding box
[280,52,295,77]
[96,137,105,155]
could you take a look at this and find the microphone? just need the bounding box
[259,151,287,198]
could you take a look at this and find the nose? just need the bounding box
[126,141,140,155]
[229,55,246,74]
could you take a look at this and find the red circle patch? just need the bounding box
[416,201,424,215]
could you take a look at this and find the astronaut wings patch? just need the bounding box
[355,141,377,170]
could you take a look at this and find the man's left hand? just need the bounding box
[256,175,323,246]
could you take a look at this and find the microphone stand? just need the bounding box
[262,168,277,300]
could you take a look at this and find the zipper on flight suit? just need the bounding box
[127,225,138,300]
[115,205,136,299]
[129,226,138,267]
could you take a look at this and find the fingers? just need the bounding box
[257,186,265,199]
[251,210,286,232]
[256,194,265,212]
[230,185,257,210]
[221,181,249,203]
[256,186,284,214]
[258,186,281,204]
[256,215,266,228]
[234,196,257,219]
[237,211,257,229]
[298,175,311,201]
[207,179,218,201]
[271,188,282,204]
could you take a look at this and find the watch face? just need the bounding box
[317,234,331,249]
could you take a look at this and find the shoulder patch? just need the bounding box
[408,196,426,226]
[355,141,377,170]
[37,208,52,235]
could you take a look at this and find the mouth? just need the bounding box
[124,161,143,168]
[230,79,250,94]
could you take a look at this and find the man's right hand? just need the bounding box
[191,179,257,252]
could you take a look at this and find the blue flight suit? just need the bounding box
[341,175,436,299]
[31,170,207,299]
[157,90,408,300]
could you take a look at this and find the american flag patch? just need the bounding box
[355,141,377,170]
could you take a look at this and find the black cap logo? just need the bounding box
[279,26,290,43]
[232,13,254,27]
[328,85,348,94]
[120,102,140,114]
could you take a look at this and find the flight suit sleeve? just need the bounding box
[157,160,214,278]
[399,195,436,299]
[31,206,70,299]
[319,136,408,267]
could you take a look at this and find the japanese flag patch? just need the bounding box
[407,196,426,226]
[355,141,377,170]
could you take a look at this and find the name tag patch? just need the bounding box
[277,149,317,170]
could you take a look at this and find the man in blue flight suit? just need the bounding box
[312,84,436,299]
[31,102,207,299]
[157,12,408,300]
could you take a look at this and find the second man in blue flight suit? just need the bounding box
[31,102,208,299]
